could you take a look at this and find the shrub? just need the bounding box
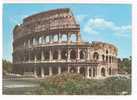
[35,73,131,95]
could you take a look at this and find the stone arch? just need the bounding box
[93,52,99,60]
[109,56,111,63]
[53,34,58,42]
[45,35,49,43]
[89,68,91,77]
[41,36,45,44]
[70,49,77,60]
[106,50,108,54]
[109,67,111,75]
[39,37,42,44]
[106,56,108,62]
[80,67,86,77]
[62,34,67,42]
[52,67,58,75]
[101,68,106,77]
[53,50,58,60]
[36,51,41,61]
[102,54,105,61]
[44,50,50,60]
[80,50,85,59]
[32,38,37,45]
[70,34,76,42]
[30,51,35,61]
[61,50,67,60]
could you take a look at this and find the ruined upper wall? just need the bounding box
[91,41,118,56]
[13,8,80,41]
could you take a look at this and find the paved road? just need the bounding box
[3,79,40,95]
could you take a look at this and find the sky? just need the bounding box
[3,4,131,62]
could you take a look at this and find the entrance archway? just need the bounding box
[70,49,76,60]
[109,68,111,75]
[93,52,99,60]
[101,68,106,77]
[80,50,85,59]
[80,67,86,77]
[53,50,58,60]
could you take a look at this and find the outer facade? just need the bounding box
[13,8,118,79]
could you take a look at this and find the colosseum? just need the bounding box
[13,8,118,79]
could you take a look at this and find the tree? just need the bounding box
[118,57,131,74]
[2,59,13,75]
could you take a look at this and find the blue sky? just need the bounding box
[3,4,131,62]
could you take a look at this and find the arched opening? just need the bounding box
[44,51,49,60]
[70,34,76,42]
[93,52,99,60]
[61,50,67,60]
[53,34,58,42]
[44,67,49,76]
[33,38,37,45]
[106,56,108,62]
[109,56,111,63]
[70,49,76,60]
[39,37,42,44]
[80,50,85,59]
[45,36,49,43]
[93,67,96,77]
[52,67,58,75]
[89,68,91,77]
[30,52,35,61]
[109,68,111,75]
[61,66,67,73]
[53,50,58,60]
[62,34,67,42]
[102,55,105,61]
[36,67,41,77]
[41,36,45,44]
[36,51,41,61]
[106,50,108,54]
[80,67,86,77]
[101,68,106,77]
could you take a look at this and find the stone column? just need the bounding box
[86,67,89,78]
[67,50,70,61]
[77,48,80,61]
[67,32,71,44]
[50,35,53,43]
[34,67,37,78]
[28,51,30,63]
[58,49,61,60]
[34,55,37,77]
[58,33,62,43]
[49,49,53,61]
[76,32,80,43]
[41,67,45,78]
[58,66,61,75]
[41,50,45,61]
[28,39,30,47]
[96,67,101,78]
[49,67,52,76]
[68,66,70,73]
[91,67,93,78]
[99,54,102,61]
[77,66,80,74]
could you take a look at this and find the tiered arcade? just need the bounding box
[13,8,118,79]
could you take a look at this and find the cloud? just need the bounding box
[83,18,131,37]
